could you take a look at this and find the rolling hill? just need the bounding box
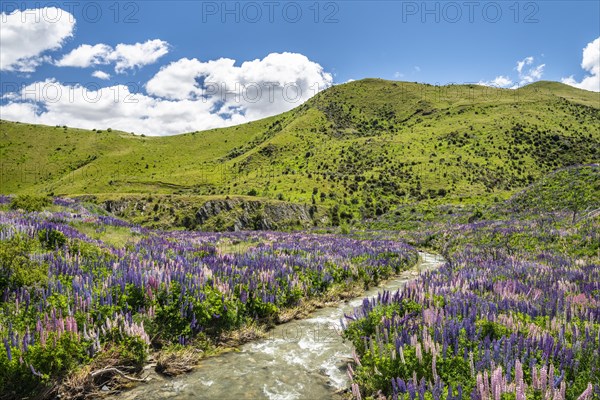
[1,79,599,226]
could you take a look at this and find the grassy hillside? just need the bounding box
[503,164,600,220]
[1,79,598,221]
[364,164,600,233]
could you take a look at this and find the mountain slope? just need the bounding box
[504,164,600,217]
[1,79,598,220]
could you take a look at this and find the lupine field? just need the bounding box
[343,243,600,399]
[1,166,599,400]
[342,167,600,400]
[0,195,417,399]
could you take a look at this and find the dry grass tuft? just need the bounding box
[57,346,146,399]
[155,347,202,377]
[218,322,266,347]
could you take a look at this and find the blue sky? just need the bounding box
[1,1,598,135]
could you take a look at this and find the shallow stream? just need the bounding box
[116,252,445,400]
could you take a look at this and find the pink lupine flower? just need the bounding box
[347,363,355,379]
[351,383,362,400]
[477,373,486,400]
[483,370,490,400]
[577,383,593,400]
[515,360,525,400]
[540,365,548,394]
[491,366,504,399]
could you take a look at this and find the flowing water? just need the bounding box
[115,252,445,400]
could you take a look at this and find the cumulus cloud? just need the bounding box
[477,75,513,88]
[1,53,333,136]
[0,7,75,72]
[56,39,170,73]
[561,37,600,92]
[92,71,111,80]
[0,79,230,135]
[146,52,333,121]
[145,57,217,100]
[55,44,112,68]
[110,40,170,73]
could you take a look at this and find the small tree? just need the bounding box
[330,204,341,226]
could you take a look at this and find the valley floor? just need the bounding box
[0,164,598,400]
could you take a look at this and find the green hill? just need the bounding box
[1,79,598,222]
[504,164,600,219]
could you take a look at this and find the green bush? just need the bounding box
[101,330,148,369]
[0,333,89,399]
[9,195,51,212]
[38,229,67,250]
[0,235,48,293]
[476,319,511,341]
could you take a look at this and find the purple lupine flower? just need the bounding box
[30,364,43,377]
[3,338,12,362]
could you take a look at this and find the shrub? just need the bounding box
[340,224,350,235]
[38,229,67,250]
[0,332,89,398]
[468,210,483,223]
[9,195,51,212]
[0,235,48,292]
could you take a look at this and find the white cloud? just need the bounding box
[581,37,600,76]
[0,7,75,72]
[516,56,533,74]
[0,101,40,119]
[92,71,111,80]
[109,39,170,73]
[56,44,112,68]
[56,39,170,73]
[492,76,513,87]
[1,53,333,136]
[0,79,229,135]
[515,56,545,85]
[146,52,333,121]
[145,57,216,100]
[519,64,545,85]
[478,75,513,88]
[394,72,404,79]
[479,56,545,89]
[561,37,600,92]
